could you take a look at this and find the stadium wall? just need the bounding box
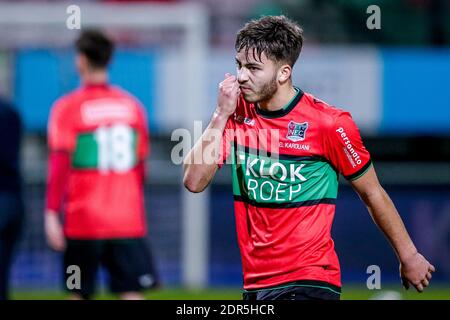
[10,46,450,135]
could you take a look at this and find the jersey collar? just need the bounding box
[255,87,303,118]
[83,83,109,89]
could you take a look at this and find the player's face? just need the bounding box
[235,49,279,103]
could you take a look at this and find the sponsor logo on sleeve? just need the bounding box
[336,127,362,168]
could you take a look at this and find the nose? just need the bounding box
[237,68,249,84]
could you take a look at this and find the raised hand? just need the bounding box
[216,73,240,118]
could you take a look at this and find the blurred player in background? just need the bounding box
[45,29,159,300]
[183,15,435,300]
[0,97,24,300]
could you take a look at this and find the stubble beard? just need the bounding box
[242,74,278,104]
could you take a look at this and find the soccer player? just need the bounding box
[45,29,159,300]
[183,16,435,300]
[0,97,24,300]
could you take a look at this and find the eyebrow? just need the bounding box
[235,57,263,67]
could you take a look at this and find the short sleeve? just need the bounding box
[48,99,76,152]
[217,116,235,168]
[136,103,150,160]
[325,112,372,180]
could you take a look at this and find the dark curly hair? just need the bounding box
[235,15,304,67]
[75,29,114,69]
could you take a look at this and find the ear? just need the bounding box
[76,54,89,72]
[278,64,292,84]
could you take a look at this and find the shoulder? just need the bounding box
[0,97,15,115]
[108,86,148,126]
[0,96,12,109]
[50,92,75,119]
[110,85,143,107]
[49,88,87,126]
[0,98,20,126]
[301,91,352,128]
[52,88,85,110]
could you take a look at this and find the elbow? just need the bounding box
[183,171,206,193]
[359,186,386,206]
[183,176,205,193]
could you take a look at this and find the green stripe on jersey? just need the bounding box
[231,147,338,205]
[72,133,99,168]
[72,128,138,170]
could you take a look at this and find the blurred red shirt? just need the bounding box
[46,84,149,239]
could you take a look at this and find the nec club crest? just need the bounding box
[286,121,308,142]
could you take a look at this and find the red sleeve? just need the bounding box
[133,101,149,184]
[45,151,71,213]
[325,112,372,180]
[217,116,235,169]
[48,99,76,152]
[136,104,150,161]
[136,161,146,185]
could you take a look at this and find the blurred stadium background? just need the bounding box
[0,0,449,299]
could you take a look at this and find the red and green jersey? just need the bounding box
[47,84,149,239]
[220,88,372,290]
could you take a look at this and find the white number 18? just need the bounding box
[94,124,134,173]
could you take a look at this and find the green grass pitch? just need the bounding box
[10,285,450,300]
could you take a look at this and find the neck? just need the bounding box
[82,69,108,86]
[258,84,297,111]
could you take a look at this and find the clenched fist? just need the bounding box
[216,73,240,118]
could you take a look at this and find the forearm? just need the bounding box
[46,151,71,213]
[361,186,417,262]
[183,111,230,193]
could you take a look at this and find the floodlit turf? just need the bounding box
[11,285,450,300]
[341,285,450,300]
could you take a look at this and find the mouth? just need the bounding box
[240,86,252,93]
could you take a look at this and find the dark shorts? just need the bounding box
[243,280,341,301]
[64,238,159,299]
